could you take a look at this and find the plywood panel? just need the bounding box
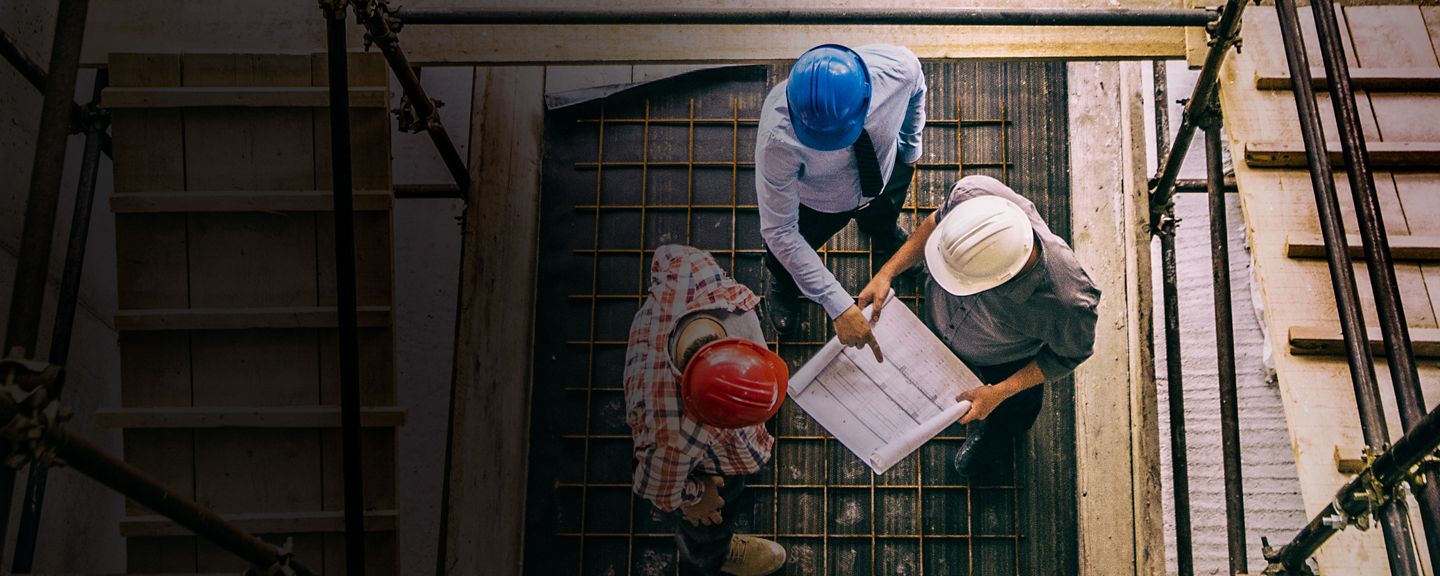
[110,52,398,574]
[1397,173,1440,235]
[1370,94,1440,142]
[1345,5,1439,69]
[1219,8,1440,573]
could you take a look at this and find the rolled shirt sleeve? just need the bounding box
[756,133,856,319]
[1032,287,1101,381]
[895,52,927,165]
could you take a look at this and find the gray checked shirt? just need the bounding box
[924,176,1101,381]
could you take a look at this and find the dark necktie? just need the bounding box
[852,129,884,198]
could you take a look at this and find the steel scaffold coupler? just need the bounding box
[357,0,403,52]
[395,94,445,134]
[1261,537,1319,576]
[0,357,67,469]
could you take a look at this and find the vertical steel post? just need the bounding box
[1274,1,1421,573]
[10,69,108,574]
[1308,1,1440,569]
[1154,58,1195,576]
[1204,113,1248,575]
[323,2,367,573]
[0,0,90,562]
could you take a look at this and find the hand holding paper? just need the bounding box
[787,291,984,474]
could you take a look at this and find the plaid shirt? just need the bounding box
[625,245,775,512]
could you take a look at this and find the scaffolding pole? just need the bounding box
[1308,0,1440,569]
[0,1,90,562]
[0,24,112,158]
[1273,0,1420,573]
[395,7,1218,27]
[1149,0,1248,229]
[353,0,470,192]
[10,68,108,575]
[1154,57,1195,576]
[1266,402,1440,573]
[322,1,368,572]
[1204,111,1248,575]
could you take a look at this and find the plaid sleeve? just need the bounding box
[633,441,705,512]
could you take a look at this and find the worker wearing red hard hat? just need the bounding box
[858,175,1101,481]
[757,44,927,359]
[625,244,788,576]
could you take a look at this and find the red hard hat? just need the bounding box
[681,338,788,429]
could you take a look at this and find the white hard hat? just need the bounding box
[925,195,1035,296]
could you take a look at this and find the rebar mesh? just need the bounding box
[528,62,1068,576]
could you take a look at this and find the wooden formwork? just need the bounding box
[102,51,401,574]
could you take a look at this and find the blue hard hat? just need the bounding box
[786,44,872,151]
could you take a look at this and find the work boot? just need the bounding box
[763,274,801,337]
[952,421,990,483]
[720,535,786,576]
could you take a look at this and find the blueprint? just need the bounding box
[788,292,983,474]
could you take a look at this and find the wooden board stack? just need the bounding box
[102,52,402,573]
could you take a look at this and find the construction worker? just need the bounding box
[625,244,789,576]
[757,43,927,359]
[857,175,1100,479]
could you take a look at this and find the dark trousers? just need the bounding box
[670,475,748,576]
[763,164,914,293]
[971,356,1045,443]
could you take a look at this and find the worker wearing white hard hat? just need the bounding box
[857,175,1101,480]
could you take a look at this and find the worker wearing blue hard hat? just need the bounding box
[756,44,926,356]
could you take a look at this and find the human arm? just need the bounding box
[956,361,1045,425]
[756,135,854,319]
[856,211,937,322]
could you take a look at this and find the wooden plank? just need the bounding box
[1068,61,1162,576]
[1256,67,1440,92]
[1289,325,1440,357]
[1344,5,1438,69]
[442,65,544,576]
[1245,141,1440,168]
[1286,233,1440,261]
[1395,173,1440,235]
[114,306,393,331]
[120,510,399,537]
[96,406,407,428]
[102,86,389,108]
[1369,93,1440,143]
[111,190,393,213]
[82,3,1193,65]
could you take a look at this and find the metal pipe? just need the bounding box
[1309,0,1440,569]
[10,69,108,574]
[1174,178,1237,194]
[1159,225,1195,576]
[1206,115,1248,575]
[324,3,368,573]
[0,0,90,560]
[1149,0,1248,229]
[1273,0,1421,573]
[353,0,470,192]
[0,24,113,158]
[43,425,315,575]
[397,7,1216,27]
[1269,402,1440,571]
[1154,57,1195,576]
